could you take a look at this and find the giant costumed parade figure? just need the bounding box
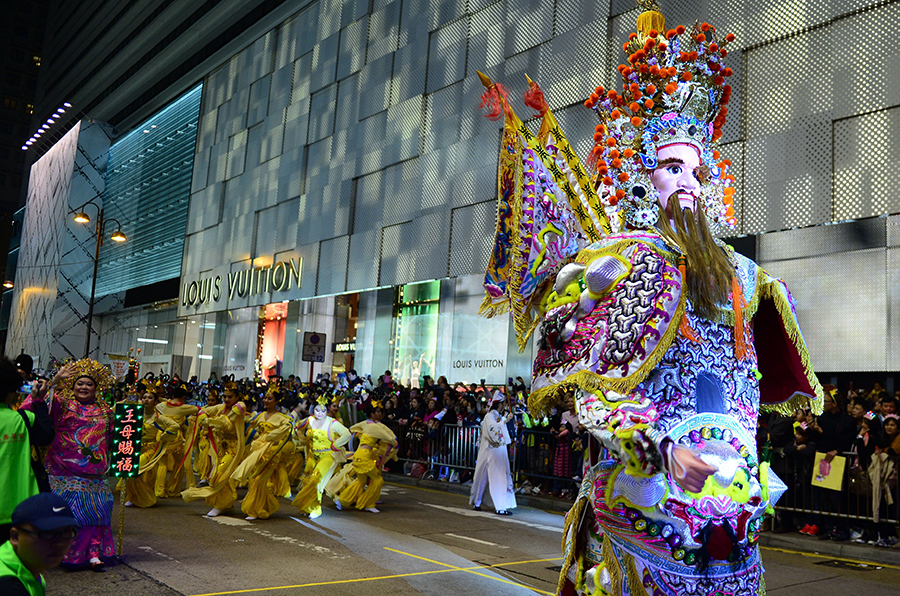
[477,2,823,594]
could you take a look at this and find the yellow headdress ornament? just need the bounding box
[57,358,117,413]
[266,383,282,401]
[67,358,116,394]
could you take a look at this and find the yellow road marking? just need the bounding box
[760,545,900,571]
[186,554,563,596]
[186,569,457,596]
[385,547,557,595]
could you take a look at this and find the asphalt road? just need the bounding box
[42,481,900,596]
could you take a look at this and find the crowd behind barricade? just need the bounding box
[759,382,900,547]
[168,369,587,500]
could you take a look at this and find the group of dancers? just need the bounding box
[120,378,398,520]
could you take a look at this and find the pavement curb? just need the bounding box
[758,532,900,567]
[385,473,575,514]
[387,473,900,566]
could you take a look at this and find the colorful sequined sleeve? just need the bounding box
[577,388,668,478]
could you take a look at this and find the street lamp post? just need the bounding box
[72,201,126,358]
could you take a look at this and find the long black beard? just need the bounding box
[657,202,734,321]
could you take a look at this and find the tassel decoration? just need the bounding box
[677,257,700,343]
[522,77,549,117]
[586,144,604,173]
[477,81,510,121]
[732,275,748,360]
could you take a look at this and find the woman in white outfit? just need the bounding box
[469,391,517,515]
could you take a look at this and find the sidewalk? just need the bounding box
[386,473,900,567]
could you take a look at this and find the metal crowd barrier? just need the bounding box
[384,415,900,523]
[384,419,580,493]
[769,449,900,525]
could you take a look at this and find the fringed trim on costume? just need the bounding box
[601,535,621,596]
[757,278,825,416]
[732,275,749,360]
[624,554,651,596]
[478,294,509,318]
[574,550,586,594]
[528,287,687,418]
[506,135,532,351]
[556,497,588,596]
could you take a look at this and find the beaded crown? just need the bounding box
[57,358,116,413]
[586,0,738,232]
[67,358,117,394]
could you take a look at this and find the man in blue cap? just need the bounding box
[0,493,78,595]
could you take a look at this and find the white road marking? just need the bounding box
[379,484,406,495]
[445,532,509,548]
[138,546,180,562]
[419,503,563,533]
[206,514,347,558]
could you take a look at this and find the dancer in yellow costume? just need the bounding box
[155,384,202,497]
[182,382,247,517]
[291,396,350,519]
[121,386,180,508]
[232,385,295,520]
[334,401,397,513]
[194,387,221,484]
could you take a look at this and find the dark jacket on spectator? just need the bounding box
[814,409,855,453]
[766,413,795,449]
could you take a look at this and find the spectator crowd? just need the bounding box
[760,382,900,547]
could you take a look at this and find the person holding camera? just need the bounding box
[1,358,55,543]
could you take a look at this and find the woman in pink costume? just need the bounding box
[21,359,117,569]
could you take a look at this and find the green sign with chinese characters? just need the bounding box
[111,403,144,477]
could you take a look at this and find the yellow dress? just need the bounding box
[335,421,397,510]
[182,403,246,510]
[194,427,214,482]
[154,401,201,497]
[120,411,180,507]
[290,417,349,517]
[231,411,294,519]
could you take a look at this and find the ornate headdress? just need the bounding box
[315,390,332,407]
[67,358,116,393]
[56,359,116,413]
[223,381,242,396]
[265,383,282,402]
[586,0,737,232]
[139,377,165,397]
